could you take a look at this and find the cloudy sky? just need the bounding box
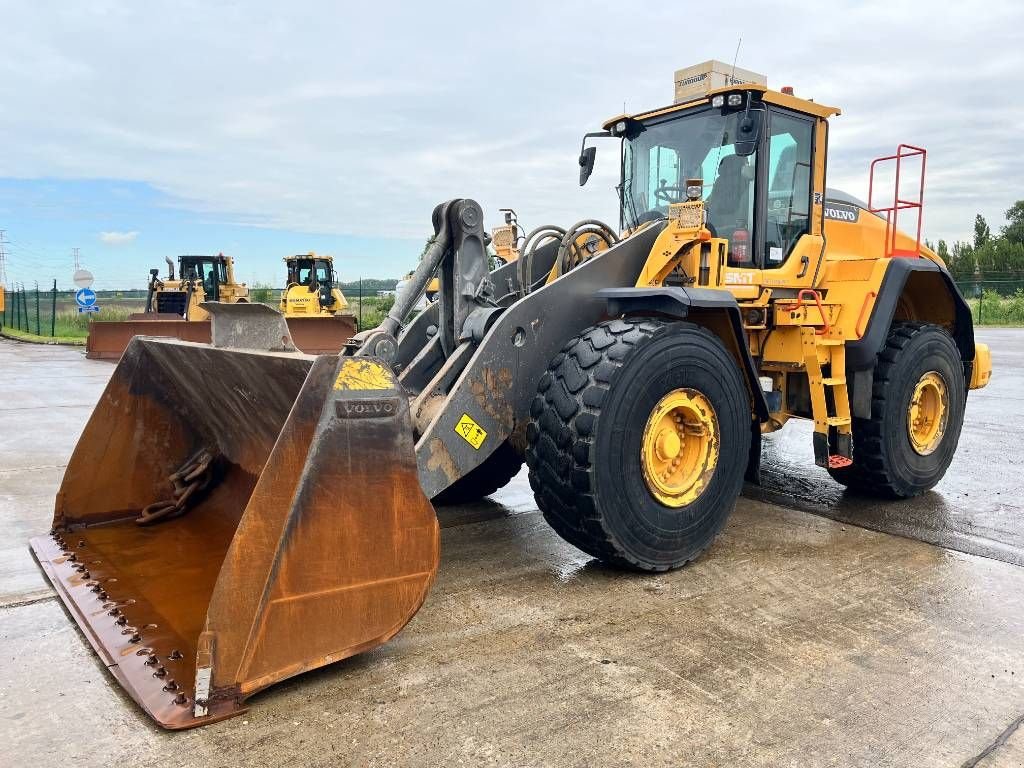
[1,0,1022,289]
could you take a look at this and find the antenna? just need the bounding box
[731,37,743,81]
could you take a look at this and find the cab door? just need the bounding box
[717,106,821,297]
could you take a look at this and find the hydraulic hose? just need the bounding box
[554,220,619,279]
[518,225,566,296]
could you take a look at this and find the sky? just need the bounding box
[1,0,1022,290]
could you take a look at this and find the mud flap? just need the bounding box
[30,339,438,729]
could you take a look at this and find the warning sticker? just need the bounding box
[333,359,393,391]
[454,413,487,449]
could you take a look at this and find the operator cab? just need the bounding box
[288,255,335,289]
[287,254,337,310]
[580,82,838,273]
[179,254,228,300]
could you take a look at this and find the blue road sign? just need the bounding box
[75,287,97,308]
[78,305,101,314]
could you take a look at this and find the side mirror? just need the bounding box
[734,107,764,157]
[579,146,597,186]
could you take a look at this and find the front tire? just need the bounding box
[828,322,966,498]
[526,317,749,571]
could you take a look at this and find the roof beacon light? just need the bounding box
[781,86,794,95]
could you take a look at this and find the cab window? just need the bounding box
[764,112,813,267]
[622,109,758,267]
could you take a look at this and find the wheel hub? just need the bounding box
[907,370,948,456]
[640,389,719,507]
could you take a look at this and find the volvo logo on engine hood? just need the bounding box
[824,201,860,222]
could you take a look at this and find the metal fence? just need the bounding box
[1,281,398,338]
[5,275,1020,339]
[954,279,1024,326]
[1,281,61,336]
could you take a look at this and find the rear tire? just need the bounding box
[828,322,966,498]
[526,317,749,571]
[432,441,523,505]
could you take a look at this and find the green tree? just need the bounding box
[1002,200,1024,246]
[974,214,991,249]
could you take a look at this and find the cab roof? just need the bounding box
[283,253,334,263]
[602,83,840,130]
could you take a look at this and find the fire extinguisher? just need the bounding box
[732,228,750,263]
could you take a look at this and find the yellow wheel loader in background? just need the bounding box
[33,71,991,729]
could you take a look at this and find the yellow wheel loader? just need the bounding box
[278,253,358,354]
[33,76,991,729]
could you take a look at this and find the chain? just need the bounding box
[136,448,218,526]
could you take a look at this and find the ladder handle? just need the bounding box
[778,289,830,335]
[856,291,877,339]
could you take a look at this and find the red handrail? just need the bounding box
[779,289,830,335]
[868,144,927,258]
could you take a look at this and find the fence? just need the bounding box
[954,279,1024,326]
[1,281,398,339]
[9,276,1015,339]
[1,281,61,337]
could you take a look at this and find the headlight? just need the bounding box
[711,95,724,108]
[727,93,744,107]
[686,184,702,200]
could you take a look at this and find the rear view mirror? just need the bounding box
[579,146,597,186]
[735,107,764,157]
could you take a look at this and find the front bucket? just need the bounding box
[31,338,439,728]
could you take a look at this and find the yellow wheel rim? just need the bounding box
[907,371,948,456]
[640,389,719,507]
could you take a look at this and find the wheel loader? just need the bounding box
[32,72,992,729]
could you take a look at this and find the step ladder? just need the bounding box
[800,329,853,468]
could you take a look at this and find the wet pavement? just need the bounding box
[1,332,1023,766]
[756,328,1023,566]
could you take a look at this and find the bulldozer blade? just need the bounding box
[281,314,359,355]
[30,337,438,729]
[86,315,358,360]
[86,318,210,360]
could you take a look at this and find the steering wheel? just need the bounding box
[653,185,688,204]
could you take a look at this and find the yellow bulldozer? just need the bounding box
[279,253,350,315]
[33,71,991,729]
[86,253,357,359]
[145,253,249,320]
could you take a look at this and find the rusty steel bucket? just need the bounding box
[31,308,438,729]
[86,313,358,360]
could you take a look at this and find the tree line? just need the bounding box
[926,200,1024,284]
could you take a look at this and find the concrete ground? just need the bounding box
[1,331,1022,767]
